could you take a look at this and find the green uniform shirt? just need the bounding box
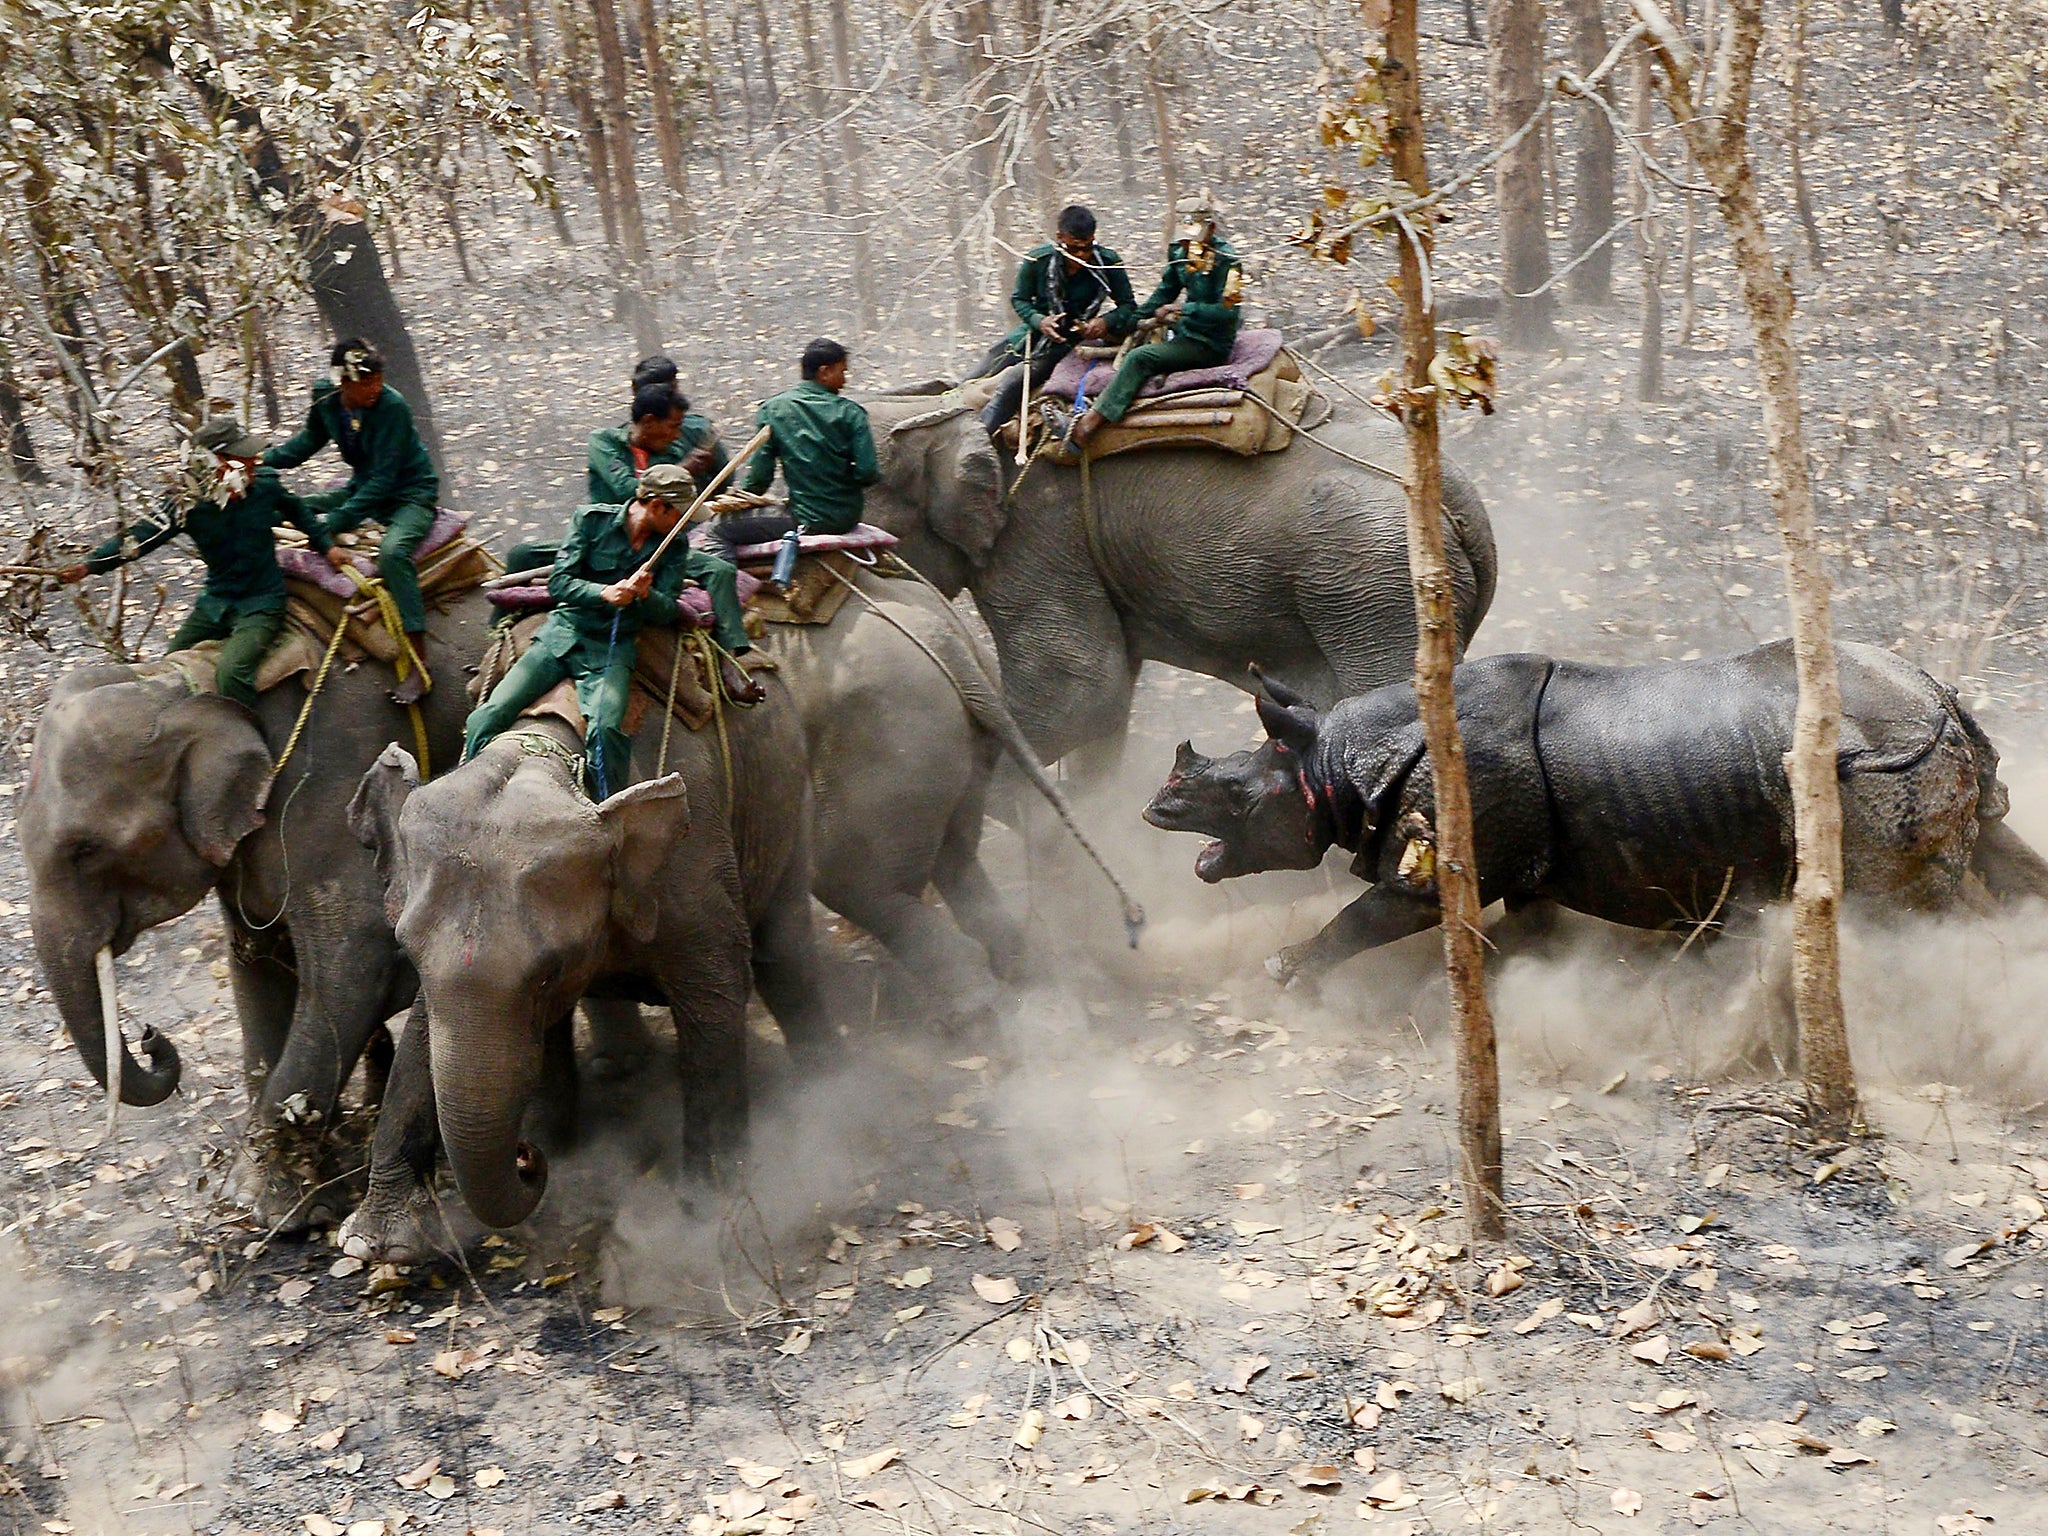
[1136,238,1244,357]
[83,469,333,611]
[586,416,728,505]
[533,503,689,670]
[741,381,879,535]
[266,381,439,533]
[1003,243,1139,355]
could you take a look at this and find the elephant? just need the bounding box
[340,665,828,1251]
[858,391,1497,774]
[1143,642,2048,1045]
[20,595,492,1224]
[756,561,1143,1023]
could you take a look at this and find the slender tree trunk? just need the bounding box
[1787,0,1824,267]
[556,0,621,243]
[1564,0,1615,301]
[0,349,43,483]
[1016,0,1058,227]
[630,0,692,234]
[731,7,758,145]
[1143,20,1181,246]
[1486,0,1555,344]
[1385,0,1505,1244]
[793,0,850,298]
[827,0,877,333]
[515,0,578,244]
[590,0,665,350]
[1677,188,1697,343]
[1102,43,1142,193]
[693,0,731,184]
[1630,43,1664,400]
[751,0,783,138]
[1631,0,1856,1135]
[963,0,1001,234]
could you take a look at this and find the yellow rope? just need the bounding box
[657,623,687,774]
[263,610,350,792]
[686,628,735,808]
[339,565,432,780]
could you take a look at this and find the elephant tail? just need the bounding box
[839,567,1147,944]
[1441,461,1498,648]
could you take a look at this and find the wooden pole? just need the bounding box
[1385,0,1505,1242]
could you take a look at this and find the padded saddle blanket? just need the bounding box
[142,510,497,699]
[471,613,777,741]
[1042,327,1289,404]
[1041,349,1327,464]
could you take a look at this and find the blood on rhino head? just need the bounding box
[1143,694,1333,883]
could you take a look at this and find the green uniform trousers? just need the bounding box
[166,598,285,711]
[463,642,640,799]
[1091,337,1231,424]
[306,489,435,634]
[499,541,751,657]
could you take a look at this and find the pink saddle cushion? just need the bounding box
[486,566,761,626]
[727,523,899,565]
[1041,328,1285,404]
[276,508,470,597]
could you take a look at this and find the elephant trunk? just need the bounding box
[430,996,548,1229]
[31,907,181,1113]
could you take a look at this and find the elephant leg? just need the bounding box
[582,998,654,1082]
[931,764,1026,982]
[660,919,755,1180]
[977,581,1138,768]
[825,879,1001,1028]
[751,864,839,1068]
[230,922,400,1230]
[340,1000,453,1265]
[220,905,296,1090]
[531,1010,582,1152]
[1270,885,1443,992]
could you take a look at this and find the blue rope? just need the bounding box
[590,610,621,799]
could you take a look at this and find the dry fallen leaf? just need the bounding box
[303,1517,344,1536]
[775,1329,812,1356]
[474,1465,507,1488]
[1289,1461,1342,1491]
[1013,1408,1044,1450]
[260,1408,300,1436]
[895,1267,932,1289]
[1225,1354,1271,1392]
[840,1446,901,1479]
[1514,1297,1566,1335]
[1611,1486,1644,1517]
[577,1490,624,1513]
[1629,1335,1672,1365]
[985,1217,1022,1252]
[730,1458,786,1489]
[395,1454,441,1491]
[1053,1394,1093,1421]
[971,1274,1020,1304]
[425,1473,456,1501]
[1485,1264,1524,1298]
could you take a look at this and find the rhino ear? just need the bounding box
[1172,740,1211,777]
[1255,693,1319,759]
[599,774,691,944]
[174,698,273,867]
[349,745,421,920]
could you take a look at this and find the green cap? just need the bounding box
[192,417,269,459]
[637,463,695,502]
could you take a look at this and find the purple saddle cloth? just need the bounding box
[276,508,470,597]
[1042,328,1285,403]
[726,523,899,565]
[488,567,763,624]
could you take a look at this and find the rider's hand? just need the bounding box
[55,563,88,585]
[325,547,352,572]
[682,445,714,477]
[600,581,637,607]
[1080,317,1109,341]
[1037,314,1067,340]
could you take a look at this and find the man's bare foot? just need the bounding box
[389,666,430,706]
[1070,407,1107,447]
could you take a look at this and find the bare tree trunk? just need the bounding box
[1631,0,1856,1136]
[827,0,877,333]
[1564,0,1615,302]
[1630,43,1664,400]
[1102,42,1142,193]
[1386,0,1505,1245]
[751,0,783,138]
[1487,0,1555,344]
[0,348,43,483]
[1787,0,1825,267]
[793,0,849,291]
[1143,19,1180,246]
[962,0,1000,280]
[556,0,621,244]
[1016,0,1058,227]
[630,0,693,235]
[691,0,730,185]
[590,0,665,350]
[1676,188,1697,343]
[515,0,579,244]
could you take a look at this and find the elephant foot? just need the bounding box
[1265,945,1326,1000]
[224,1146,345,1234]
[339,1185,453,1267]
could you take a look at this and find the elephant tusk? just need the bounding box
[95,944,120,1143]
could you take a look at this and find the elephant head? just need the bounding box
[350,743,689,1228]
[864,399,1008,593]
[22,673,273,1114]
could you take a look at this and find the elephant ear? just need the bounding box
[348,745,422,922]
[173,697,273,867]
[924,424,1008,568]
[598,774,691,945]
